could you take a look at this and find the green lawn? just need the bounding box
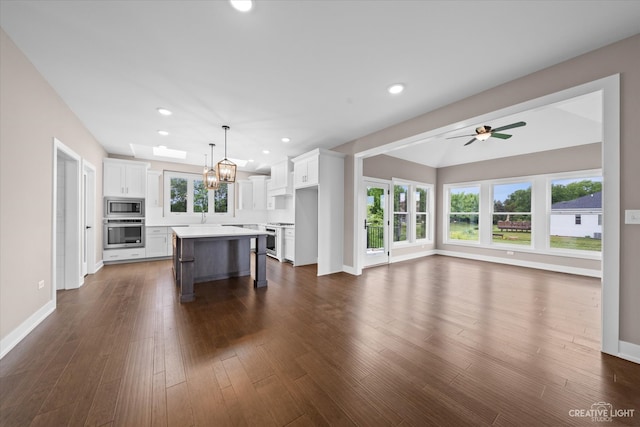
[550,235,602,251]
[448,223,601,251]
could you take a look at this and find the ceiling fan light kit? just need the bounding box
[446,121,527,146]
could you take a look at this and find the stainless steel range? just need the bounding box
[265,223,294,261]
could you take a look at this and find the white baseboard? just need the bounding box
[391,250,436,264]
[436,250,602,278]
[94,260,104,273]
[342,264,358,275]
[618,340,640,364]
[0,300,56,359]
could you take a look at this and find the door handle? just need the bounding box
[86,226,92,229]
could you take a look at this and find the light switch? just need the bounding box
[625,210,640,224]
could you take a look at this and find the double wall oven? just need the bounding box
[103,197,145,249]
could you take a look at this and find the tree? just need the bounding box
[552,180,602,203]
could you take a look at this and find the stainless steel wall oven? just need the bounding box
[103,218,145,249]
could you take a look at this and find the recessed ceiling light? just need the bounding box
[156,107,172,116]
[153,145,186,159]
[388,83,405,95]
[281,137,291,143]
[230,0,252,12]
[262,150,270,154]
[157,130,169,136]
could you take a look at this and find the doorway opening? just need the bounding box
[363,179,389,267]
[53,138,82,294]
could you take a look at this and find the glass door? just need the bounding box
[364,180,389,267]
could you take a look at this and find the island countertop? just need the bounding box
[172,225,268,239]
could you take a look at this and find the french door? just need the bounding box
[363,180,389,267]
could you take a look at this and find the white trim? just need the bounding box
[95,260,104,273]
[82,159,97,276]
[436,250,601,278]
[342,264,357,275]
[618,341,640,365]
[599,75,620,357]
[391,250,437,264]
[0,300,55,359]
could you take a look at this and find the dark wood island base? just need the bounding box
[172,226,268,302]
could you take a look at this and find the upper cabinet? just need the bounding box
[293,153,319,189]
[238,175,268,210]
[292,148,345,276]
[103,159,148,198]
[269,157,293,196]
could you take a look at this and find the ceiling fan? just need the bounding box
[447,121,527,146]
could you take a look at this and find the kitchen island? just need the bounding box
[172,225,268,302]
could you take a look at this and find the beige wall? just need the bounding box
[0,29,107,340]
[335,34,640,345]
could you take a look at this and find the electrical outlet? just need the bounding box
[625,210,640,224]
[38,280,45,289]
[506,251,515,256]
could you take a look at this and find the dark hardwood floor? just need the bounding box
[1,255,639,426]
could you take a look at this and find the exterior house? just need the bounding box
[550,191,602,239]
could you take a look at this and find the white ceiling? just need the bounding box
[1,1,639,171]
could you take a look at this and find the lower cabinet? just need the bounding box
[283,227,295,263]
[103,248,146,262]
[146,226,171,258]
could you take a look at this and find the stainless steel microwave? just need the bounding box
[104,197,144,218]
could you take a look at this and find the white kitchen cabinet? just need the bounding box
[269,157,293,195]
[283,227,295,262]
[104,159,148,197]
[266,179,287,210]
[146,170,162,207]
[103,247,146,262]
[293,153,319,189]
[293,148,345,275]
[238,176,268,210]
[250,176,268,210]
[237,180,253,210]
[145,226,169,258]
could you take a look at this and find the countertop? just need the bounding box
[172,225,268,239]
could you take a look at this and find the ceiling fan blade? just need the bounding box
[463,138,477,146]
[491,121,526,133]
[490,133,512,139]
[446,134,476,140]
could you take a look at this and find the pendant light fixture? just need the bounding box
[217,125,237,183]
[204,143,219,190]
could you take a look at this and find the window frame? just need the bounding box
[490,180,533,248]
[442,169,601,260]
[444,183,481,245]
[547,171,602,256]
[392,179,434,248]
[163,171,234,218]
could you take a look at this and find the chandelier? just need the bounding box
[216,125,237,183]
[203,143,219,190]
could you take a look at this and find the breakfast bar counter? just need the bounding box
[172,225,268,302]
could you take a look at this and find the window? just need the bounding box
[393,184,409,242]
[549,176,602,252]
[447,186,480,242]
[392,181,433,245]
[492,182,531,246]
[415,186,429,240]
[164,171,233,216]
